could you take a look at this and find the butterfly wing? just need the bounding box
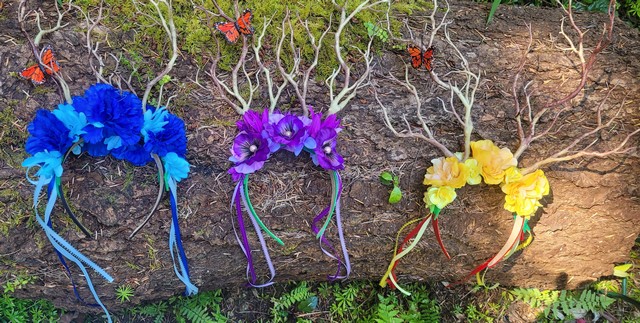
[215,21,241,43]
[423,47,434,72]
[20,65,46,85]
[236,9,254,35]
[40,45,60,75]
[407,44,423,69]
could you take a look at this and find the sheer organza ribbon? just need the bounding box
[232,171,350,286]
[444,215,531,287]
[167,177,198,295]
[311,170,351,280]
[31,175,114,322]
[379,208,441,295]
[381,205,533,293]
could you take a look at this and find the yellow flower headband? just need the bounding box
[379,139,549,294]
[374,0,633,295]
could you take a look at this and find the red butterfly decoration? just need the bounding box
[407,44,434,72]
[214,9,254,43]
[20,45,60,85]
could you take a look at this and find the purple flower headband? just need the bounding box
[228,108,350,286]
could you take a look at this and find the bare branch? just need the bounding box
[275,12,331,117]
[542,0,616,109]
[326,0,387,115]
[18,0,72,103]
[33,0,72,46]
[204,4,258,114]
[374,69,455,158]
[139,0,179,111]
[513,0,617,160]
[253,12,288,112]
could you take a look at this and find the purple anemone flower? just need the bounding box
[267,113,308,155]
[229,131,272,176]
[237,109,269,134]
[306,107,340,138]
[311,128,344,170]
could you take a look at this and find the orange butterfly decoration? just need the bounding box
[20,45,60,85]
[407,44,434,72]
[214,9,254,43]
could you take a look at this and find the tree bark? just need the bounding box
[0,0,638,313]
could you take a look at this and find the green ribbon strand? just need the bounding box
[243,175,284,246]
[316,170,338,239]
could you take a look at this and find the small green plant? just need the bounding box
[364,21,389,43]
[0,295,60,322]
[2,273,35,293]
[572,0,613,13]
[380,171,402,204]
[511,288,615,320]
[614,263,634,295]
[133,301,168,323]
[170,290,225,323]
[271,282,315,322]
[465,304,494,322]
[116,285,135,303]
[628,0,640,18]
[403,285,441,322]
[375,294,403,323]
[330,283,361,318]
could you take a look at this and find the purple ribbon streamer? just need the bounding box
[231,176,275,287]
[241,183,276,287]
[311,171,351,280]
[231,180,257,284]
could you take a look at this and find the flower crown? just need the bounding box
[381,140,549,295]
[22,83,197,322]
[228,108,350,286]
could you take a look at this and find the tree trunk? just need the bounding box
[0,0,639,313]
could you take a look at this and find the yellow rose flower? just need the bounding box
[423,156,469,189]
[425,186,457,209]
[422,191,434,208]
[464,158,482,185]
[504,195,542,217]
[470,140,518,185]
[501,169,550,217]
[503,167,523,184]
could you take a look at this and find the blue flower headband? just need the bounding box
[22,84,197,322]
[228,108,351,287]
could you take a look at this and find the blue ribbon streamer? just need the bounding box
[46,182,99,308]
[167,177,198,295]
[32,175,113,322]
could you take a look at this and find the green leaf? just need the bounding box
[379,171,394,186]
[614,263,633,278]
[297,296,318,313]
[389,186,402,204]
[364,22,375,37]
[486,0,501,24]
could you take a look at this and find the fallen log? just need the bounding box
[0,0,638,313]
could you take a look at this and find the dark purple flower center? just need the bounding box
[278,119,298,140]
[242,139,261,158]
